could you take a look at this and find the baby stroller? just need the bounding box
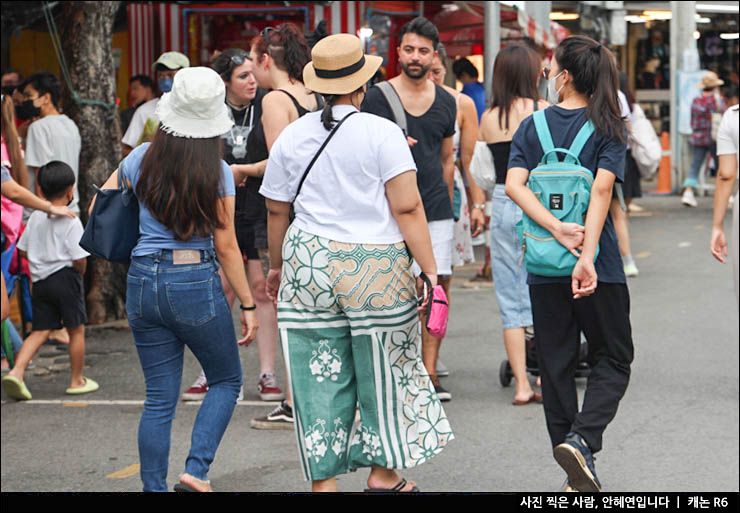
[499,327,591,387]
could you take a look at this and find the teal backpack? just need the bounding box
[516,110,599,277]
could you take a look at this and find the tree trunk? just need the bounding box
[59,2,125,323]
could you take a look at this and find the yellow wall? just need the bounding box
[9,30,132,110]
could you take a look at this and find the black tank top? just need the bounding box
[241,89,324,219]
[488,99,538,185]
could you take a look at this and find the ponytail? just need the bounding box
[555,36,626,144]
[321,95,339,130]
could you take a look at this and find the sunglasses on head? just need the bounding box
[261,26,276,42]
[230,51,250,67]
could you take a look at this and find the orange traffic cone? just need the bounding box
[650,131,672,194]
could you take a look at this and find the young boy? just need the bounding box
[1,161,97,400]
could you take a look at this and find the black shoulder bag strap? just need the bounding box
[294,111,358,201]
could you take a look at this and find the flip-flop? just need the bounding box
[512,392,542,406]
[364,477,420,493]
[174,483,198,493]
[2,375,32,401]
[65,377,99,395]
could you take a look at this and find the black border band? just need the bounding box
[314,56,366,79]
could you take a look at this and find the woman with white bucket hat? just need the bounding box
[260,33,454,492]
[92,67,258,492]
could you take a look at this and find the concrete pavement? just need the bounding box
[1,195,738,492]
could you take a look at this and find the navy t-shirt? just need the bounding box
[508,105,627,285]
[362,83,456,222]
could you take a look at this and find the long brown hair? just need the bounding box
[1,94,29,188]
[251,23,311,82]
[490,45,541,132]
[554,36,626,144]
[136,128,225,241]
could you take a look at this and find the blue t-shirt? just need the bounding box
[461,82,486,122]
[508,105,626,285]
[120,143,236,257]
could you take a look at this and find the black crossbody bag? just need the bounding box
[293,111,357,201]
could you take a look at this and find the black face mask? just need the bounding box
[15,99,41,121]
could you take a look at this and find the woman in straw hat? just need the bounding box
[682,71,726,207]
[260,33,453,492]
[92,67,258,492]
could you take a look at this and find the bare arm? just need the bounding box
[386,171,438,308]
[264,199,291,302]
[458,95,486,235]
[262,92,294,152]
[1,177,75,218]
[213,195,258,344]
[505,167,585,255]
[231,159,268,185]
[441,135,455,208]
[1,273,8,322]
[711,153,738,263]
[73,257,87,276]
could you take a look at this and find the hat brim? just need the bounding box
[155,93,234,138]
[303,55,383,96]
[698,79,725,88]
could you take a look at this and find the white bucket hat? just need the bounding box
[155,67,234,138]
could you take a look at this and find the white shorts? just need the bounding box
[410,219,455,277]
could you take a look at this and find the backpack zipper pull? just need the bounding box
[519,241,526,266]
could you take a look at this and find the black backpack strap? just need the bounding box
[294,111,358,201]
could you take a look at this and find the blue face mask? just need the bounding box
[158,77,173,93]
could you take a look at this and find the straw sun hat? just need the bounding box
[303,34,383,95]
[697,71,724,89]
[155,67,233,138]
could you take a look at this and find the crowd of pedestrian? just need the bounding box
[0,13,737,494]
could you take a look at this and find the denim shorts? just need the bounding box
[490,186,533,330]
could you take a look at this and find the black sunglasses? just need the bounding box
[230,51,250,67]
[262,26,276,42]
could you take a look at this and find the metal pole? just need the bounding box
[484,1,500,108]
[670,0,697,193]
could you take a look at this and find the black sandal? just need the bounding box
[364,478,420,493]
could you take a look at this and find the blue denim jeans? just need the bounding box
[126,249,242,492]
[490,185,533,330]
[683,143,716,189]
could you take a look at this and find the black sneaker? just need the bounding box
[250,400,294,430]
[553,432,601,492]
[433,381,451,402]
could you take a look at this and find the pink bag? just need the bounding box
[420,273,449,339]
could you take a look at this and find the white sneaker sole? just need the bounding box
[250,417,295,430]
[259,392,285,401]
[553,443,600,492]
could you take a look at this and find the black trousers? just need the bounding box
[529,282,634,454]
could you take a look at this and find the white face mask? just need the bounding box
[547,71,564,103]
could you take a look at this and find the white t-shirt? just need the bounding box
[121,98,159,148]
[260,105,417,244]
[716,106,739,178]
[24,114,81,213]
[618,90,636,150]
[17,210,89,282]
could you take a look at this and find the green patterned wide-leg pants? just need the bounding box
[277,225,454,481]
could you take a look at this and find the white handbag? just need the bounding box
[469,141,496,191]
[629,104,662,180]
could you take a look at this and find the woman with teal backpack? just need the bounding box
[506,35,634,492]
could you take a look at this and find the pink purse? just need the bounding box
[419,273,449,339]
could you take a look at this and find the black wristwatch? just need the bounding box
[240,304,257,311]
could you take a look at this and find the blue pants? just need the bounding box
[126,249,242,492]
[683,143,716,189]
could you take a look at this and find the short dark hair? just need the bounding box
[1,68,23,82]
[37,161,75,200]
[399,16,439,51]
[452,58,478,79]
[130,74,155,90]
[211,48,251,80]
[24,71,62,109]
